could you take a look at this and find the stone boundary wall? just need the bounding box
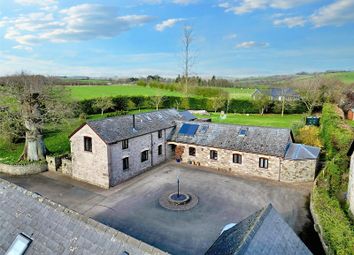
[0,162,47,175]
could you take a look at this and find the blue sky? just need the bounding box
[0,0,353,78]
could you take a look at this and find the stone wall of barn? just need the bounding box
[348,153,354,216]
[280,159,317,182]
[70,125,110,189]
[109,127,174,186]
[171,142,318,182]
[172,143,282,181]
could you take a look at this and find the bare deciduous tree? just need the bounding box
[296,76,341,115]
[254,94,270,115]
[93,97,114,115]
[0,73,72,161]
[182,25,194,94]
[150,94,165,111]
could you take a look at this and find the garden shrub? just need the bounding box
[297,126,323,147]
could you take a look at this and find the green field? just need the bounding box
[196,113,304,128]
[221,87,255,99]
[326,71,354,84]
[69,85,184,100]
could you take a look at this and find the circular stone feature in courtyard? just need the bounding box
[159,191,198,211]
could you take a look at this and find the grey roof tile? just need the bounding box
[180,110,197,121]
[0,178,168,255]
[285,143,320,160]
[170,121,294,157]
[205,204,312,255]
[85,109,186,144]
[253,88,300,99]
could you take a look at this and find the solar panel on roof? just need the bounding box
[179,123,199,136]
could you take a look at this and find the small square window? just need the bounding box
[210,150,218,160]
[122,139,129,150]
[141,150,149,162]
[5,233,32,255]
[259,158,269,169]
[84,136,92,152]
[158,145,163,155]
[233,154,242,164]
[123,157,129,171]
[158,130,163,139]
[189,147,196,156]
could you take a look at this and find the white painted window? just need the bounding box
[210,150,218,160]
[233,154,242,164]
[141,150,149,162]
[84,136,92,152]
[122,139,129,150]
[259,158,268,169]
[122,157,129,171]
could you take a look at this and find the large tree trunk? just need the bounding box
[19,94,46,161]
[20,131,46,161]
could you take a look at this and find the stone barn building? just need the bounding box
[348,140,354,216]
[169,121,320,182]
[69,109,193,188]
[70,109,320,188]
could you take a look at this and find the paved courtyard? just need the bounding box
[1,162,312,255]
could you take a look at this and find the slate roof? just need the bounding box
[169,121,294,157]
[0,178,167,255]
[285,143,320,160]
[76,109,186,144]
[180,110,197,121]
[253,88,300,99]
[205,204,312,255]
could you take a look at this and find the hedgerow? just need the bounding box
[312,103,354,255]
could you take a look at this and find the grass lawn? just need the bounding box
[196,113,305,128]
[69,85,183,100]
[221,87,256,99]
[324,71,354,85]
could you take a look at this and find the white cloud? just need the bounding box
[155,18,186,31]
[220,0,317,14]
[223,33,237,40]
[12,45,33,52]
[273,16,306,28]
[142,0,197,5]
[311,0,354,27]
[15,0,57,6]
[235,41,269,48]
[172,0,198,4]
[1,4,153,45]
